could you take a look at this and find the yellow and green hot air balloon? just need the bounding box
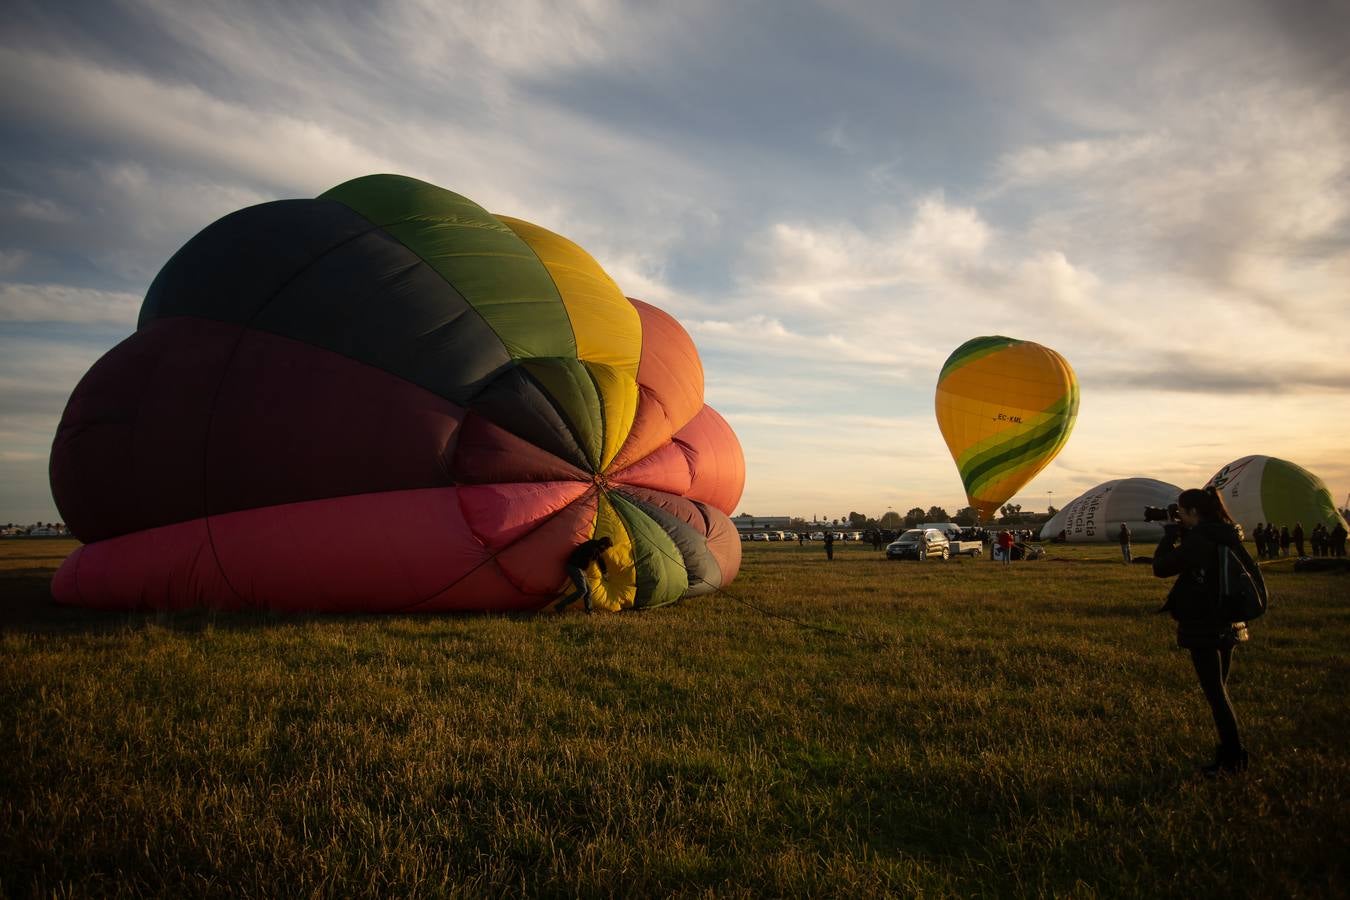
[935,335,1079,521]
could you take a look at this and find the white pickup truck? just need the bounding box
[928,523,984,557]
[945,533,983,556]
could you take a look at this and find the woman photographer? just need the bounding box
[1152,486,1266,776]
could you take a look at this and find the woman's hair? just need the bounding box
[1177,485,1236,524]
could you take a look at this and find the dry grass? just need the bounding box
[1,538,1346,897]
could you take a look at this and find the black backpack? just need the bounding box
[1217,543,1267,622]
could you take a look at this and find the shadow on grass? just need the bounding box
[0,568,135,635]
[771,738,1192,870]
[0,566,567,637]
[1044,556,1153,566]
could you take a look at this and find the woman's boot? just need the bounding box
[1201,744,1248,777]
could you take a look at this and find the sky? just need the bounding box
[2,0,1348,525]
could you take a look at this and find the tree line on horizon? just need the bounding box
[740,503,1058,531]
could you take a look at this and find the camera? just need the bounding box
[1143,503,1179,523]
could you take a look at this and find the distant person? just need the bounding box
[1279,525,1291,557]
[1332,522,1348,557]
[798,531,804,546]
[997,530,1014,565]
[823,529,835,561]
[1310,523,1324,557]
[1152,486,1266,776]
[1253,523,1266,560]
[1118,522,1132,564]
[1292,522,1305,558]
[557,535,613,613]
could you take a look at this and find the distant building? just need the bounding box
[732,514,793,535]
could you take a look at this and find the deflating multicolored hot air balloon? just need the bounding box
[1205,455,1347,536]
[49,174,744,614]
[935,336,1078,521]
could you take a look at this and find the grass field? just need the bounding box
[2,537,1347,897]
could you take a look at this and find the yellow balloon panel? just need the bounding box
[584,361,640,472]
[497,216,641,377]
[585,492,638,612]
[935,336,1078,520]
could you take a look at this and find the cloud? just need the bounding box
[0,333,108,520]
[1089,358,1350,395]
[995,135,1165,186]
[0,282,141,324]
[0,162,276,286]
[0,250,29,276]
[0,336,103,415]
[690,315,906,368]
[381,0,691,76]
[744,194,992,303]
[0,47,398,196]
[721,192,1131,374]
[2,190,74,225]
[975,10,1350,328]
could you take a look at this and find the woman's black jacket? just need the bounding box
[1152,520,1266,623]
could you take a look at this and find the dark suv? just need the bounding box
[886,528,950,560]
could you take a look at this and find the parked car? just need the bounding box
[886,528,950,560]
[901,523,984,555]
[809,531,825,540]
[751,532,769,541]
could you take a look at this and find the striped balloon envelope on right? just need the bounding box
[935,335,1079,522]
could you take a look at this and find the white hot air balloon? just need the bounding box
[1040,477,1183,543]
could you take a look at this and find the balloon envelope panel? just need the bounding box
[49,175,744,613]
[935,336,1079,520]
[1206,455,1347,535]
[1038,478,1182,542]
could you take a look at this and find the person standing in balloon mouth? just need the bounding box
[1118,522,1132,565]
[1152,486,1267,777]
[558,536,614,613]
